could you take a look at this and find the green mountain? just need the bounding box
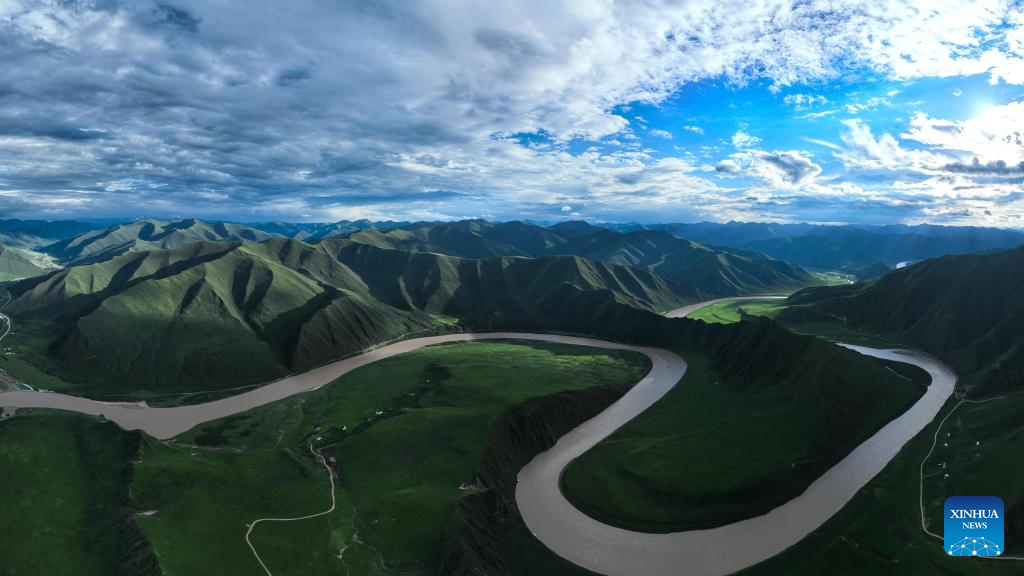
[44,219,277,265]
[8,239,437,393]
[7,238,694,394]
[338,220,813,297]
[0,243,53,281]
[780,246,1024,394]
[320,238,699,319]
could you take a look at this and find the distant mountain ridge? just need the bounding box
[42,219,278,266]
[627,221,1024,272]
[9,216,1024,284]
[336,220,814,297]
[0,218,102,249]
[27,218,816,297]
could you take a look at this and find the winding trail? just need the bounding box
[245,443,337,576]
[0,287,11,347]
[0,296,964,574]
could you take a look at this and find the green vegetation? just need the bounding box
[0,242,51,280]
[780,246,1024,394]
[0,411,155,575]
[686,298,786,324]
[7,233,691,397]
[341,219,816,297]
[44,218,277,265]
[130,340,649,574]
[561,324,930,532]
[683,297,911,348]
[742,391,1024,575]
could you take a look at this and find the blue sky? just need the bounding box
[2,1,1024,226]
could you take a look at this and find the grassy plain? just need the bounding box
[133,340,649,575]
[686,298,786,324]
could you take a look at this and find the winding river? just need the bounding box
[0,299,956,575]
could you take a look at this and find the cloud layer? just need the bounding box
[1,0,1024,224]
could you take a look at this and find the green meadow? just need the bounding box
[0,411,137,575]
[133,340,650,574]
[686,298,786,324]
[561,345,929,532]
[743,390,1024,575]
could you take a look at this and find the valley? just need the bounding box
[5,4,1024,574]
[2,218,1023,576]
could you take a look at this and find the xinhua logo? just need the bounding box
[944,496,1004,557]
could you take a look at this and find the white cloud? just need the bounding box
[649,129,673,139]
[716,149,822,187]
[902,102,1024,165]
[838,119,948,171]
[844,96,892,114]
[731,130,762,149]
[3,0,1024,222]
[683,125,704,134]
[783,93,828,109]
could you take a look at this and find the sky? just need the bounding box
[3,1,1024,225]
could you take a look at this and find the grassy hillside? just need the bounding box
[322,239,699,316]
[0,411,158,576]
[0,242,52,280]
[779,246,1024,395]
[335,220,814,297]
[6,238,691,396]
[686,298,786,324]
[743,391,1024,575]
[6,239,440,396]
[560,317,929,532]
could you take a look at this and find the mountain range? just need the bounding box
[9,218,816,298]
[6,237,696,393]
[335,220,814,297]
[781,245,1024,394]
[634,222,1024,272]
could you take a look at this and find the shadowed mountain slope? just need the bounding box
[337,220,814,297]
[780,246,1024,394]
[0,243,53,281]
[7,238,695,393]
